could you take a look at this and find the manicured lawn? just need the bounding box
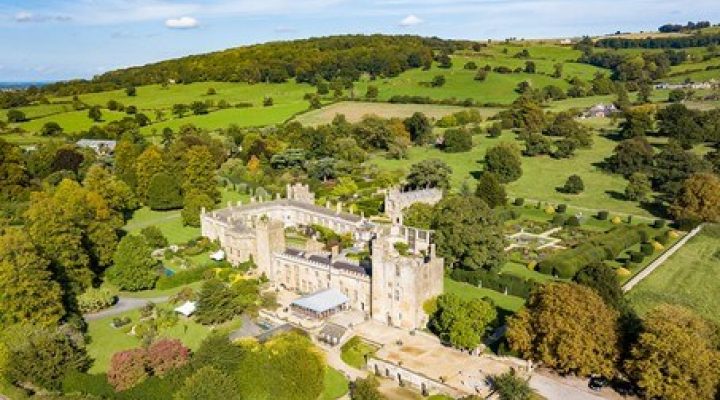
[444,277,525,312]
[123,188,248,244]
[627,224,720,324]
[86,307,214,374]
[12,109,127,134]
[500,261,555,283]
[340,336,378,369]
[319,367,349,400]
[118,281,206,299]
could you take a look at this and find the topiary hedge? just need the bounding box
[538,225,651,278]
[597,210,609,220]
[450,268,537,298]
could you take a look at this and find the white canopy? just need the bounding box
[174,301,197,317]
[210,250,225,261]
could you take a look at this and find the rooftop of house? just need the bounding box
[291,288,349,314]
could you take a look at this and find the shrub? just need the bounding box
[566,216,581,227]
[443,128,473,152]
[630,252,645,263]
[77,286,117,313]
[597,210,609,220]
[155,265,213,290]
[562,175,584,194]
[556,204,567,214]
[145,339,190,377]
[514,198,525,206]
[451,269,536,298]
[108,348,149,391]
[640,243,654,256]
[653,219,666,229]
[552,214,567,226]
[655,234,669,245]
[544,205,556,215]
[63,371,115,397]
[141,226,169,249]
[611,216,622,224]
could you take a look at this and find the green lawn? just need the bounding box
[11,109,128,134]
[500,261,555,283]
[123,188,248,244]
[627,224,720,324]
[444,277,525,312]
[319,367,349,400]
[372,131,655,216]
[340,336,378,369]
[86,307,215,374]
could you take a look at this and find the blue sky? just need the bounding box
[1,0,718,81]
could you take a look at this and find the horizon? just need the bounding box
[1,0,719,82]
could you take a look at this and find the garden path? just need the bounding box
[83,296,170,321]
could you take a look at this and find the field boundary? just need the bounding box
[622,224,704,292]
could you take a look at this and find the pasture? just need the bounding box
[627,224,720,324]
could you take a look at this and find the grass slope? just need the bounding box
[627,224,720,324]
[444,277,525,312]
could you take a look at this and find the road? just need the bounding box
[83,296,170,321]
[530,373,605,400]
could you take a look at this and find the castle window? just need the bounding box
[395,265,401,277]
[398,313,402,321]
[394,290,400,301]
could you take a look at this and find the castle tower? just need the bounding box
[371,234,444,330]
[254,217,286,280]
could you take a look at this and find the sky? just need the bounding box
[0,0,718,82]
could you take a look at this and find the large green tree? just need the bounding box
[183,145,220,202]
[625,305,720,400]
[105,234,159,291]
[574,264,625,311]
[0,138,29,200]
[174,366,239,400]
[507,283,619,377]
[429,293,497,350]
[618,107,654,139]
[606,136,655,176]
[669,172,720,223]
[406,159,453,190]
[147,172,184,210]
[432,196,506,271]
[182,190,215,227]
[0,229,65,328]
[475,172,507,208]
[484,143,523,183]
[401,203,434,229]
[82,164,138,214]
[135,145,166,203]
[403,112,433,145]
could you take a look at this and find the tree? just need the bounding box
[105,234,159,291]
[183,145,220,202]
[406,159,452,190]
[443,128,472,152]
[195,279,258,325]
[605,136,655,176]
[561,174,584,194]
[135,145,166,203]
[83,164,138,213]
[625,305,720,400]
[147,172,184,210]
[6,109,26,122]
[651,142,711,194]
[523,133,552,156]
[624,172,652,201]
[429,293,497,349]
[174,366,239,400]
[146,339,190,376]
[350,375,386,400]
[88,106,103,122]
[206,87,217,95]
[491,369,533,400]
[524,61,536,73]
[402,203,434,229]
[636,82,652,103]
[669,173,720,223]
[40,121,63,136]
[431,75,446,87]
[172,103,190,118]
[475,172,507,208]
[182,190,215,227]
[0,138,30,200]
[484,143,522,183]
[403,112,433,145]
[552,63,563,78]
[141,226,169,249]
[0,229,65,328]
[330,177,359,200]
[656,103,704,147]
[4,327,91,391]
[487,122,502,138]
[126,85,137,96]
[574,264,626,311]
[135,112,151,126]
[474,69,488,81]
[668,89,686,102]
[365,85,378,99]
[25,179,120,296]
[190,101,209,115]
[619,107,653,139]
[543,112,592,148]
[107,348,148,391]
[506,283,619,377]
[432,196,506,271]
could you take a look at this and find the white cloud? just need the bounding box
[14,12,34,22]
[165,16,199,29]
[399,14,422,26]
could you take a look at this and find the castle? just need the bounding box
[201,183,444,330]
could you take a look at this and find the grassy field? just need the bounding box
[444,277,525,312]
[627,224,720,324]
[86,306,215,374]
[372,130,654,216]
[319,367,349,400]
[293,101,487,126]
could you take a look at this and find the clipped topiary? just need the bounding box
[640,243,654,256]
[556,204,567,213]
[597,210,609,220]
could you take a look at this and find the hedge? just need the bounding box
[597,211,609,220]
[640,243,654,256]
[556,204,567,214]
[513,198,525,206]
[538,225,651,278]
[155,265,213,290]
[62,371,115,397]
[450,269,537,298]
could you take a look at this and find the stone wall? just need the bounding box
[367,357,460,397]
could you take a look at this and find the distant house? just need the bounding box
[559,38,573,45]
[584,103,618,118]
[654,80,717,90]
[76,139,117,156]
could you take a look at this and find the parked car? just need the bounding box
[611,379,636,396]
[588,375,608,391]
